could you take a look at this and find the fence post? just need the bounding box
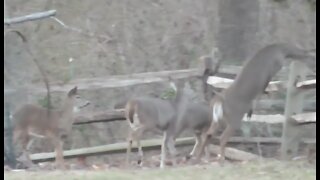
[280,61,308,160]
[4,101,16,168]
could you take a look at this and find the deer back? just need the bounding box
[132,97,175,130]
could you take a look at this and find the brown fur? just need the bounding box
[13,86,88,169]
[196,43,315,164]
[125,101,137,124]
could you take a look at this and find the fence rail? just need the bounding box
[30,136,315,162]
[4,65,290,95]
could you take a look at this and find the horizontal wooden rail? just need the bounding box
[30,136,315,162]
[74,109,125,124]
[4,65,289,95]
[74,109,316,125]
[207,76,316,92]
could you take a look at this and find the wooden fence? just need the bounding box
[5,9,315,166]
[5,65,316,162]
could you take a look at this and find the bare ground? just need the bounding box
[4,159,316,180]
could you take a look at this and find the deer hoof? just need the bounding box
[160,163,165,169]
[26,163,38,171]
[137,161,144,167]
[217,155,225,166]
[185,154,193,161]
[189,157,201,165]
[55,162,67,170]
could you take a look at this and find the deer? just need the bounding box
[12,86,90,169]
[170,101,212,161]
[195,43,316,165]
[125,78,215,168]
[199,55,254,121]
[124,85,176,168]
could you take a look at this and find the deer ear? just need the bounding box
[68,86,78,97]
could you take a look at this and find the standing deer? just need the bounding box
[125,98,174,168]
[196,43,315,164]
[125,78,213,168]
[13,86,90,169]
[171,101,212,161]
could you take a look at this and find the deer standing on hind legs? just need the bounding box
[13,86,90,169]
[195,43,315,165]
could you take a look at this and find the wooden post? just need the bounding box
[4,101,16,168]
[280,61,308,160]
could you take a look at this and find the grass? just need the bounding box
[4,159,316,180]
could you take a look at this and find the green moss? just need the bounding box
[160,88,176,100]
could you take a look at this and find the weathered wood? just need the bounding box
[297,79,316,90]
[30,137,195,162]
[30,136,315,162]
[245,113,316,124]
[4,10,56,25]
[73,109,316,125]
[207,76,315,92]
[74,109,125,124]
[291,112,316,123]
[254,99,316,112]
[281,62,309,159]
[208,144,259,161]
[4,65,289,95]
[4,102,16,168]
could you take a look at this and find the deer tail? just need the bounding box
[125,101,136,124]
[201,52,224,100]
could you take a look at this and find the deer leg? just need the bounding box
[160,131,169,169]
[26,138,34,151]
[126,125,145,167]
[202,131,211,161]
[18,132,35,168]
[136,137,144,166]
[186,132,202,160]
[196,122,219,162]
[134,127,145,166]
[126,129,134,166]
[49,136,66,170]
[167,135,178,166]
[55,140,66,169]
[218,125,234,165]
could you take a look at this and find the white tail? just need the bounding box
[125,78,214,168]
[196,43,315,164]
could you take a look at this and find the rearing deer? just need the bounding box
[13,86,90,169]
[196,43,315,164]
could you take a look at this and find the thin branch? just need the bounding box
[5,29,52,117]
[50,17,112,41]
[4,10,56,25]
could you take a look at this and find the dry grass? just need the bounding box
[4,159,316,180]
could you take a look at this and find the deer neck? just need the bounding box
[172,86,188,107]
[59,97,75,128]
[172,86,191,125]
